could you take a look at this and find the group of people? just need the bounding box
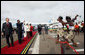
[63,20,84,35]
[57,14,84,47]
[1,18,33,47]
[57,15,78,47]
[37,24,48,35]
[74,21,84,35]
[1,15,84,48]
[25,23,33,39]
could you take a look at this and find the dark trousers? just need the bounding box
[27,31,30,38]
[5,34,14,46]
[18,32,22,44]
[75,28,79,35]
[30,31,32,37]
[81,27,84,32]
[45,30,48,34]
[38,30,41,35]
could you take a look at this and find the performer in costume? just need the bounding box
[57,15,79,47]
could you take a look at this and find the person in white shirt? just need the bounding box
[57,22,63,28]
[26,24,30,38]
[23,21,27,37]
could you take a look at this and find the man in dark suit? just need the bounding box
[45,24,48,34]
[38,24,42,35]
[2,18,14,47]
[16,20,23,44]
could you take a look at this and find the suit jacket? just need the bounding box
[38,25,42,31]
[2,22,13,35]
[16,23,23,34]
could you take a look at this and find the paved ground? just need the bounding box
[1,30,84,54]
[65,32,84,54]
[27,31,61,54]
[39,33,61,54]
[1,31,18,48]
[48,31,84,54]
[27,30,84,54]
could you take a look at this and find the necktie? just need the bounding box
[7,23,9,27]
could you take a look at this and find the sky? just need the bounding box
[1,1,84,27]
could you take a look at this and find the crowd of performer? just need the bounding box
[56,15,84,48]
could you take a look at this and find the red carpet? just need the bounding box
[1,31,37,54]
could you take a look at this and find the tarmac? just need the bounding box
[1,30,84,54]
